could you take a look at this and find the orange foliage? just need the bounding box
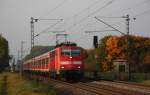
[99,35,150,71]
[105,36,122,61]
[101,60,108,71]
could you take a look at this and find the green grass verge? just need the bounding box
[1,72,56,95]
[0,73,5,95]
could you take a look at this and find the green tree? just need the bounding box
[0,35,9,72]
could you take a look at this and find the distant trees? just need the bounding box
[0,35,9,72]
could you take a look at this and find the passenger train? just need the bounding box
[23,42,84,80]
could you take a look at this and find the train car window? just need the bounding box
[71,49,80,56]
[33,62,35,66]
[40,60,42,65]
[37,60,39,65]
[38,60,41,65]
[42,59,44,64]
[52,51,55,57]
[43,59,46,64]
[46,58,48,64]
[44,59,46,64]
[35,61,37,66]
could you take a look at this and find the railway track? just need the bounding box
[77,82,141,95]
[114,80,150,88]
[46,78,128,95]
[93,81,150,95]
[29,75,148,95]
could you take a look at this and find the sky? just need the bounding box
[0,0,150,59]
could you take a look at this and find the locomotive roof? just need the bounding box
[55,42,77,47]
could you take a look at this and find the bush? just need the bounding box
[130,73,150,82]
[84,72,95,79]
[84,71,116,80]
[98,72,115,81]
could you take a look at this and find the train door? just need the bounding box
[50,51,55,70]
[50,50,58,78]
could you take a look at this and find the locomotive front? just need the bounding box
[58,44,84,79]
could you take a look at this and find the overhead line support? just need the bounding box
[30,17,63,50]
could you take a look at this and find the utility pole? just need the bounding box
[126,15,130,35]
[125,14,131,80]
[20,41,25,78]
[30,17,38,50]
[17,50,20,72]
[31,17,34,49]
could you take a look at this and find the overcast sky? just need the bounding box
[0,0,150,59]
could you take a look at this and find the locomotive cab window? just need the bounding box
[61,48,80,56]
[71,49,80,56]
[61,48,71,56]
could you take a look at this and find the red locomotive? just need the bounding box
[23,42,84,80]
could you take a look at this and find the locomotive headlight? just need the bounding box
[61,66,64,68]
[78,66,80,68]
[61,61,70,64]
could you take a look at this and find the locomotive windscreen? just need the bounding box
[61,48,80,56]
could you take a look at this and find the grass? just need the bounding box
[142,80,150,85]
[0,73,3,94]
[0,72,56,95]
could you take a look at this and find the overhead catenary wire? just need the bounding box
[85,30,116,33]
[33,0,122,40]
[38,0,68,19]
[70,21,124,45]
[95,16,123,18]
[66,0,116,31]
[54,0,104,31]
[38,0,103,36]
[34,19,63,37]
[67,0,148,32]
[84,20,124,34]
[33,0,104,36]
[72,0,104,17]
[94,16,126,35]
[134,8,150,17]
[65,0,148,30]
[105,0,150,16]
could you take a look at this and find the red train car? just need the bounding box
[23,42,84,80]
